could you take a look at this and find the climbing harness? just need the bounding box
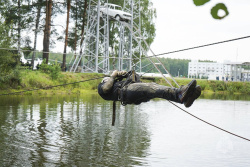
[112,70,141,125]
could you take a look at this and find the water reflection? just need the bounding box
[0,95,150,166]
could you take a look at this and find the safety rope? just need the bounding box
[145,35,250,59]
[0,76,104,96]
[168,100,250,142]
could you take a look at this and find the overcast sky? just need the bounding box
[150,0,250,63]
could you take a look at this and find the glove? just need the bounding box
[111,70,127,78]
[111,70,118,77]
[117,71,127,77]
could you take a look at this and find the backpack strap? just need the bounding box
[118,70,141,106]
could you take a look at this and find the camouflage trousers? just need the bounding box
[121,82,180,105]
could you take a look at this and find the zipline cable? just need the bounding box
[1,35,250,60]
[145,35,250,59]
[169,100,250,142]
[0,76,104,96]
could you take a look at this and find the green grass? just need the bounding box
[1,70,250,95]
[0,70,104,95]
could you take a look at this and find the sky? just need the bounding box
[36,0,250,63]
[150,0,250,63]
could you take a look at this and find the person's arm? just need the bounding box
[102,70,127,93]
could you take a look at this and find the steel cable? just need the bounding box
[145,35,250,59]
[169,100,250,142]
[0,76,104,96]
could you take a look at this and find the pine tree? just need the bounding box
[43,0,53,64]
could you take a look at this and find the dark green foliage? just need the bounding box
[0,21,21,88]
[205,80,250,94]
[192,0,229,20]
[209,81,226,92]
[40,61,62,80]
[193,0,210,6]
[210,3,229,20]
[198,81,207,91]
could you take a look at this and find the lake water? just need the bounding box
[0,93,250,166]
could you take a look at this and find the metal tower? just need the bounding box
[70,0,110,73]
[117,0,142,72]
[70,0,142,73]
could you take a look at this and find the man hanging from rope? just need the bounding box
[98,70,201,107]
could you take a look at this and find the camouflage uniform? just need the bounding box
[98,70,201,107]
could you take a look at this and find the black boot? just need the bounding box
[177,80,197,103]
[184,85,201,108]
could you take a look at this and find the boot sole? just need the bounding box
[179,80,197,103]
[184,85,201,108]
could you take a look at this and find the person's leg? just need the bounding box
[123,80,196,105]
[124,82,178,104]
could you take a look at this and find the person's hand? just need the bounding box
[111,70,118,77]
[111,70,127,78]
[117,71,127,76]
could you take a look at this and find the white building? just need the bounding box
[188,60,250,81]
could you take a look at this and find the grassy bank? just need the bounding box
[0,70,104,95]
[1,70,250,95]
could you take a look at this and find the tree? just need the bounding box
[31,0,44,69]
[43,0,53,64]
[141,58,190,77]
[0,21,19,85]
[67,0,88,67]
[1,0,33,56]
[79,0,88,53]
[68,0,84,53]
[62,0,71,71]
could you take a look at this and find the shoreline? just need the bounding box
[0,70,250,96]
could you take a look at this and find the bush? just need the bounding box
[40,61,61,80]
[226,82,237,93]
[198,81,207,91]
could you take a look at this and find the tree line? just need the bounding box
[141,58,191,77]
